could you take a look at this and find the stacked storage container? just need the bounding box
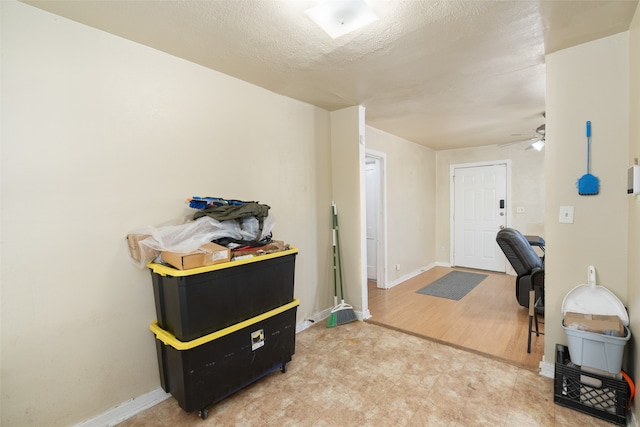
[148,248,298,419]
[554,266,632,425]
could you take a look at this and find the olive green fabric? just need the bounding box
[193,202,270,241]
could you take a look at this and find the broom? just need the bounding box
[327,202,357,327]
[327,204,340,327]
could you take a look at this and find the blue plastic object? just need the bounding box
[188,196,246,209]
[578,120,600,195]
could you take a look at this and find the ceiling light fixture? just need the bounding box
[305,0,379,39]
[531,140,545,151]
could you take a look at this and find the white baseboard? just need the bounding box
[385,263,437,289]
[80,316,325,427]
[76,275,541,427]
[73,387,170,427]
[295,319,318,333]
[297,306,369,332]
[382,261,485,289]
[296,306,333,333]
[539,359,554,379]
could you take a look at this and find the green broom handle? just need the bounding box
[333,204,346,301]
[332,225,338,302]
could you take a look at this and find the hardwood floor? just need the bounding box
[366,266,544,370]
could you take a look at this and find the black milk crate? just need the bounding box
[554,344,629,426]
[151,299,299,419]
[149,248,297,342]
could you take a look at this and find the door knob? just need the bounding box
[499,225,505,229]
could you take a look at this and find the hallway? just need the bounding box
[367,266,544,370]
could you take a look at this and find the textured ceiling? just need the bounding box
[23,0,639,150]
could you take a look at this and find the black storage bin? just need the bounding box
[151,299,298,418]
[554,344,629,426]
[150,248,297,342]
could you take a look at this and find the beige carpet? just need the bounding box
[118,321,613,426]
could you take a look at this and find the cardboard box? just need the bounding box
[127,234,158,263]
[162,242,231,270]
[563,312,624,336]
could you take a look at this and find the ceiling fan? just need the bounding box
[500,123,546,151]
[528,124,546,151]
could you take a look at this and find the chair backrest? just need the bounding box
[496,228,543,276]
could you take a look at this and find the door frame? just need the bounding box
[449,160,511,269]
[365,149,388,289]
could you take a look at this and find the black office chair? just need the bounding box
[496,228,545,353]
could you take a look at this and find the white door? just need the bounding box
[365,159,378,280]
[453,164,507,272]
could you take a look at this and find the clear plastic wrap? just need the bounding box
[126,215,275,268]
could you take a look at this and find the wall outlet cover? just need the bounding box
[559,206,574,223]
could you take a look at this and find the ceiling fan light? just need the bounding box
[305,0,379,39]
[531,140,545,151]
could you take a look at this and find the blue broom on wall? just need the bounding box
[578,120,600,195]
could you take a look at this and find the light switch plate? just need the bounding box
[559,206,574,223]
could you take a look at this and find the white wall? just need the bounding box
[330,106,366,311]
[626,3,640,418]
[4,2,638,425]
[1,2,333,425]
[545,32,630,365]
[365,126,437,284]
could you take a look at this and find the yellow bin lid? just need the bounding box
[148,247,298,277]
[150,298,300,350]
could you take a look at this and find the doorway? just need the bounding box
[450,161,510,272]
[365,150,387,289]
